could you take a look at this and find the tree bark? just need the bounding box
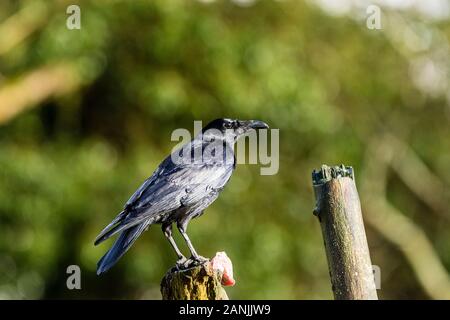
[312,165,378,300]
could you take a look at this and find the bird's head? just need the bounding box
[201,118,269,144]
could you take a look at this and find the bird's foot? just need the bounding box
[174,256,189,271]
[175,255,209,270]
[172,255,209,271]
[190,255,209,265]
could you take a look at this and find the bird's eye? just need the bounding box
[224,122,233,129]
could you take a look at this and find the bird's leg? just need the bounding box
[177,218,209,265]
[162,223,187,267]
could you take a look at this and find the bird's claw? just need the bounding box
[174,255,209,270]
[191,255,209,264]
[174,256,188,271]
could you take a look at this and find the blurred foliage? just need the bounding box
[0,0,450,299]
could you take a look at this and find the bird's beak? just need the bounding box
[240,120,269,130]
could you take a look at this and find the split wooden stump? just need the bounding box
[312,164,378,300]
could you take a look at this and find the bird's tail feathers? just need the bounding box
[96,221,151,275]
[94,211,127,246]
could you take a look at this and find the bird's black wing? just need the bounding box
[94,141,234,245]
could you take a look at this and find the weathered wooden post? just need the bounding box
[160,252,234,300]
[312,164,378,300]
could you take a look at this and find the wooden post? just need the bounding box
[312,164,378,300]
[160,263,228,300]
[160,252,234,300]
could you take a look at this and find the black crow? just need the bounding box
[95,118,269,275]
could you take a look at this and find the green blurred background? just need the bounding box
[1,0,450,299]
